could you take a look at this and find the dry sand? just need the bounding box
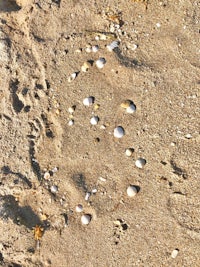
[0,0,200,266]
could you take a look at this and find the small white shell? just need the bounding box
[85,192,91,201]
[68,119,74,126]
[50,185,58,193]
[68,72,77,82]
[127,185,138,197]
[68,106,76,113]
[44,171,50,180]
[83,96,95,106]
[126,103,136,113]
[81,214,92,225]
[90,116,99,125]
[85,46,92,53]
[96,58,106,69]
[92,45,99,53]
[114,126,125,138]
[125,148,134,157]
[171,249,179,258]
[75,204,83,213]
[135,158,146,169]
[106,40,119,52]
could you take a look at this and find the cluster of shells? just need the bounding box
[65,33,146,225]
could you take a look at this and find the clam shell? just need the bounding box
[81,214,92,225]
[106,40,119,52]
[92,45,99,53]
[127,185,137,197]
[135,158,146,169]
[83,96,95,106]
[68,72,77,82]
[114,126,125,138]
[90,116,99,125]
[126,103,136,113]
[75,204,83,213]
[125,148,134,157]
[96,58,106,69]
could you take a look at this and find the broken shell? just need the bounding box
[125,148,134,157]
[96,58,106,69]
[114,126,125,138]
[75,204,83,213]
[106,40,119,52]
[127,185,138,197]
[83,96,95,106]
[92,45,99,53]
[81,61,90,72]
[81,214,92,225]
[126,103,136,114]
[68,72,77,82]
[50,185,58,193]
[135,158,146,169]
[90,116,99,125]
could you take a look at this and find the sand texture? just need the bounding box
[0,0,200,266]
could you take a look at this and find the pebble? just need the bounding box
[81,214,92,225]
[83,96,95,106]
[114,126,125,138]
[135,158,146,169]
[50,185,58,193]
[75,204,83,213]
[90,116,99,125]
[96,58,106,69]
[171,249,179,258]
[125,148,134,157]
[127,185,138,197]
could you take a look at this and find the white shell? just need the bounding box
[75,204,83,213]
[106,40,119,52]
[90,116,99,125]
[96,58,106,69]
[127,185,138,197]
[81,214,92,225]
[126,103,136,113]
[114,126,125,138]
[68,106,76,113]
[83,96,95,106]
[68,72,77,82]
[125,148,134,157]
[135,158,146,169]
[85,46,92,53]
[68,119,74,126]
[50,185,58,193]
[85,192,91,201]
[92,45,99,53]
[44,171,50,180]
[171,249,179,258]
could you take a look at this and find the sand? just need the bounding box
[0,0,200,266]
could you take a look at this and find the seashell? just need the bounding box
[81,61,90,72]
[85,46,92,53]
[114,126,125,138]
[68,119,74,126]
[68,105,76,114]
[106,40,119,52]
[126,103,136,113]
[96,58,106,69]
[85,192,91,201]
[75,204,83,213]
[90,116,99,125]
[135,158,146,169]
[50,185,58,193]
[171,249,179,258]
[83,96,95,106]
[44,171,50,180]
[92,45,99,53]
[68,72,77,82]
[81,214,92,225]
[127,185,138,197]
[125,148,134,157]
